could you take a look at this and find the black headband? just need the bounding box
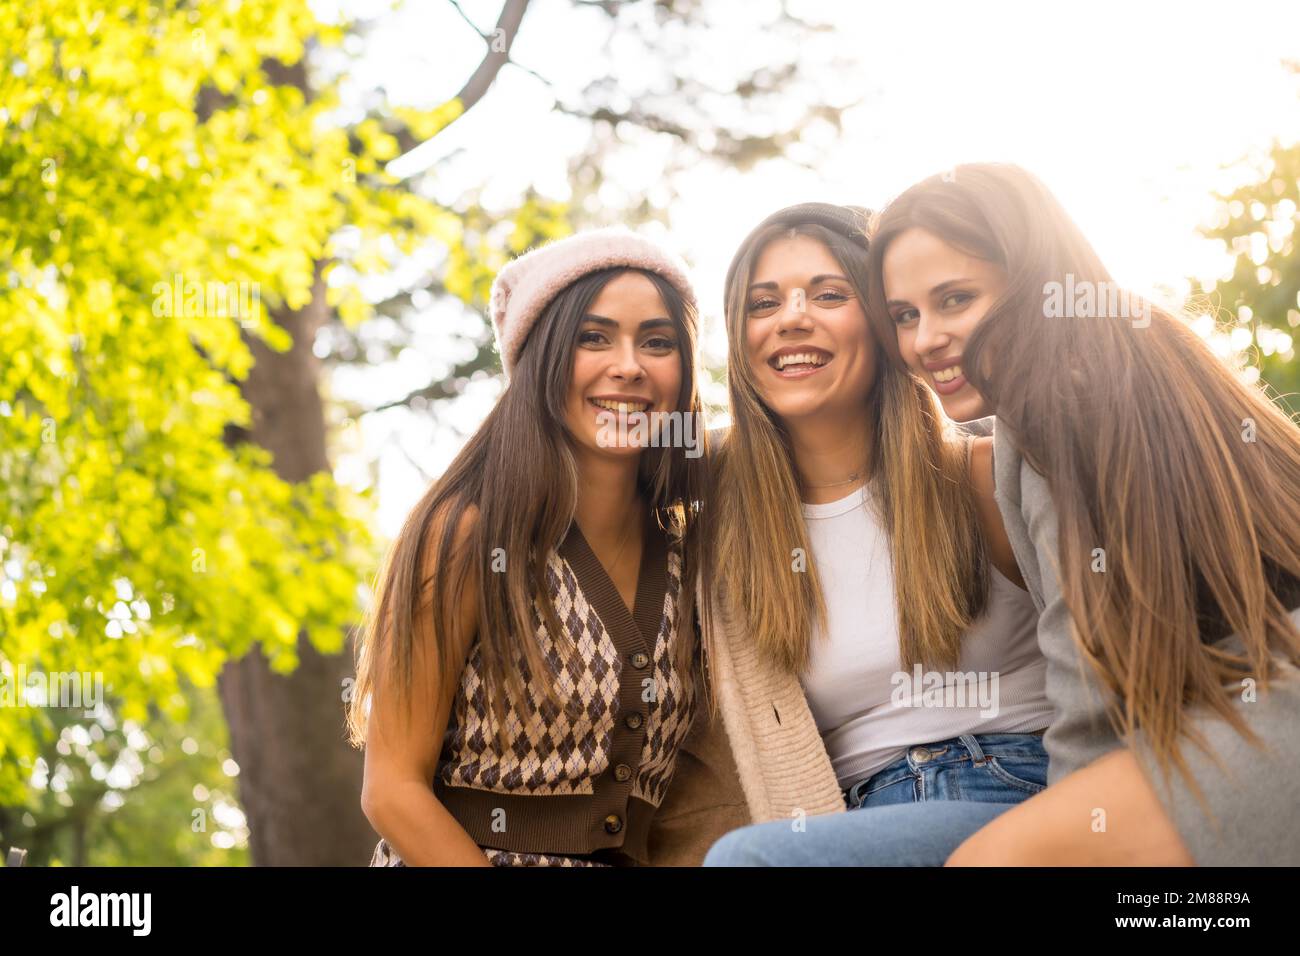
[725,202,873,294]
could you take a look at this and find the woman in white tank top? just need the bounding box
[701,204,1051,865]
[799,480,1050,801]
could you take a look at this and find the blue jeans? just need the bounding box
[703,732,1048,866]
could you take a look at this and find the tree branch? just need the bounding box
[446,0,489,40]
[376,0,536,162]
[449,0,532,122]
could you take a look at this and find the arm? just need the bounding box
[976,431,1300,864]
[945,748,1193,866]
[948,644,1300,867]
[943,480,1196,867]
[360,505,492,867]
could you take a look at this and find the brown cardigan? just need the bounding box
[645,576,848,866]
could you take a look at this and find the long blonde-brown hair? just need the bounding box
[711,215,988,696]
[865,162,1300,793]
[346,266,709,751]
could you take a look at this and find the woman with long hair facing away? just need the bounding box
[350,227,710,866]
[690,203,1057,867]
[871,162,1300,865]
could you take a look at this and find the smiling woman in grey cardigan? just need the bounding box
[972,419,1300,864]
[869,162,1300,865]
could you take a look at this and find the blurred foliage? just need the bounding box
[1191,111,1300,412]
[0,0,478,829]
[0,680,249,866]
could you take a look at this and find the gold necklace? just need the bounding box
[801,469,865,490]
[584,510,637,578]
[609,515,636,570]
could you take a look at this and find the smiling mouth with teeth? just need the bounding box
[589,398,651,413]
[771,351,830,371]
[932,365,963,383]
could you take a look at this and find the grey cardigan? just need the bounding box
[990,419,1300,865]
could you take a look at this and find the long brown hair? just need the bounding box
[712,218,988,692]
[865,162,1300,792]
[347,267,709,750]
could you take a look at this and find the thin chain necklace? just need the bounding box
[608,514,637,570]
[602,515,641,614]
[582,507,638,575]
[800,469,866,490]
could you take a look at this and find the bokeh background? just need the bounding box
[2,0,1298,865]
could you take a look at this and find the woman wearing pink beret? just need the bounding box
[350,227,711,866]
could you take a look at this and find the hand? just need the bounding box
[944,748,1195,866]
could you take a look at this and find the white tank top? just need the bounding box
[798,481,1053,790]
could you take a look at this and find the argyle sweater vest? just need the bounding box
[370,513,698,867]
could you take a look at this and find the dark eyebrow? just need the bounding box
[583,314,674,330]
[747,274,850,292]
[886,278,975,308]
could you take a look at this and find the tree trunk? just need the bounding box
[217,267,376,865]
[208,0,535,865]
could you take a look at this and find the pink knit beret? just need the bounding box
[488,226,697,377]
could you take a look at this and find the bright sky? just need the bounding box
[320,0,1300,535]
